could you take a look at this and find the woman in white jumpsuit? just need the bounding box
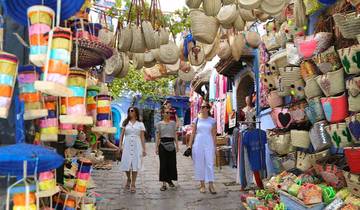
[189,101,217,194]
[119,107,147,193]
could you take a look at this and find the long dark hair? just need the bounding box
[122,107,140,127]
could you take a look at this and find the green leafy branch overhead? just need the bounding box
[109,64,175,100]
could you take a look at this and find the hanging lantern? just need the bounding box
[18,65,48,120]
[91,94,116,134]
[39,96,58,142]
[34,27,73,97]
[27,5,55,67]
[86,85,100,121]
[59,68,93,125]
[0,52,18,119]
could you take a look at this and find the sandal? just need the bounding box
[209,186,217,195]
[200,186,206,193]
[130,186,136,193]
[168,181,175,188]
[160,185,167,191]
[125,180,131,190]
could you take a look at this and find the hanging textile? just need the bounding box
[209,70,218,101]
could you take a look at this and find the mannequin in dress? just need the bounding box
[242,96,255,123]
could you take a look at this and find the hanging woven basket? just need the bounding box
[186,0,203,9]
[189,45,205,66]
[333,12,360,40]
[217,39,231,59]
[229,33,245,61]
[130,26,146,53]
[133,53,144,70]
[190,9,219,44]
[217,4,237,26]
[203,0,222,17]
[159,41,180,64]
[142,21,157,50]
[118,27,133,52]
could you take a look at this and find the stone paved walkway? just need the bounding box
[93,143,244,210]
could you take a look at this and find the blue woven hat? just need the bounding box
[0,143,64,176]
[18,65,42,74]
[2,0,85,25]
[318,0,337,5]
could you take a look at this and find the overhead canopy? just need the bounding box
[2,0,85,25]
[0,143,64,176]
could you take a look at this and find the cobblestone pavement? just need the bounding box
[93,143,244,210]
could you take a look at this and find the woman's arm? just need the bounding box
[119,128,125,150]
[174,122,179,152]
[188,123,196,148]
[140,130,147,156]
[155,123,161,155]
[212,124,217,149]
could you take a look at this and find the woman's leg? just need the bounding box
[125,171,131,189]
[131,171,138,193]
[159,145,168,183]
[205,146,216,194]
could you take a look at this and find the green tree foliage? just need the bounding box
[109,64,175,99]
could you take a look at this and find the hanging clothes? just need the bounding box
[238,129,254,189]
[209,70,218,102]
[242,128,267,189]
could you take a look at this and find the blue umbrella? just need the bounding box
[2,0,85,25]
[0,143,64,176]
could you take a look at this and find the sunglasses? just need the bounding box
[129,109,135,112]
[201,106,209,109]
[164,112,171,114]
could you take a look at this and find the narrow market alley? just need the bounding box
[92,143,243,210]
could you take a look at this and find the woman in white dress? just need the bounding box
[188,101,217,194]
[119,107,147,193]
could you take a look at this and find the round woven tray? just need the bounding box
[71,38,113,68]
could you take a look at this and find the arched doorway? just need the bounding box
[236,70,255,109]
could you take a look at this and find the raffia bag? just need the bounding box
[291,130,311,148]
[333,12,360,40]
[245,31,261,48]
[316,68,345,97]
[217,4,237,26]
[343,171,360,197]
[133,53,144,70]
[190,9,219,44]
[229,33,245,61]
[186,0,203,9]
[310,121,332,151]
[179,64,196,81]
[269,49,287,68]
[262,32,281,51]
[304,76,323,99]
[267,131,294,155]
[279,67,302,85]
[118,53,130,78]
[142,21,156,50]
[189,46,205,66]
[203,0,222,17]
[296,152,312,171]
[286,42,302,66]
[104,50,123,76]
[159,28,169,45]
[338,45,360,75]
[151,48,160,62]
[325,122,353,148]
[217,39,231,59]
[223,0,235,4]
[144,51,156,68]
[130,26,146,53]
[118,27,132,52]
[159,41,180,64]
[98,25,113,46]
[233,12,245,31]
[313,46,342,74]
[143,64,163,80]
[165,59,180,75]
[346,76,360,112]
[239,8,256,21]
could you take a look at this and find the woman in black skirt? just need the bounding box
[155,107,179,191]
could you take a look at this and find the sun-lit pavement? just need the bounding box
[93,143,244,210]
